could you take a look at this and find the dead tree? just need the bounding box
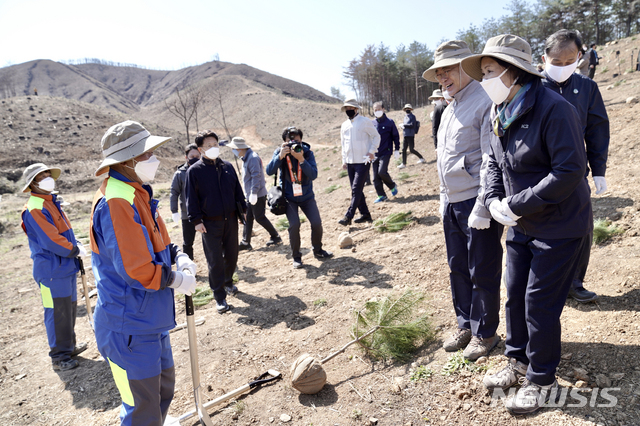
[164,84,206,142]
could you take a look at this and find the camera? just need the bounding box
[285,141,303,153]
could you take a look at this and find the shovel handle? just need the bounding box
[77,257,93,329]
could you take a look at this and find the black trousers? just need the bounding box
[346,163,370,219]
[572,230,593,288]
[286,196,323,258]
[372,155,396,197]
[181,219,197,260]
[201,219,238,303]
[402,136,423,164]
[242,195,279,244]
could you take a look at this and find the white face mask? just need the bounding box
[443,90,454,102]
[134,155,160,182]
[480,67,517,105]
[37,177,56,192]
[204,146,219,160]
[374,110,384,118]
[434,99,445,107]
[544,55,579,83]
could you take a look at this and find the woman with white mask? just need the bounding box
[461,34,593,415]
[428,88,447,149]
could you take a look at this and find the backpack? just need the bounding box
[267,169,288,215]
[415,120,421,134]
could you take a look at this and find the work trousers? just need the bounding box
[286,196,323,258]
[242,195,279,244]
[443,198,503,338]
[504,229,589,385]
[202,218,239,303]
[96,327,174,426]
[37,275,78,361]
[372,155,396,197]
[346,163,370,219]
[401,136,423,164]
[181,219,197,260]
[572,230,593,289]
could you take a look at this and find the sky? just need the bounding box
[0,0,513,98]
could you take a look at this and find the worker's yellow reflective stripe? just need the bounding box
[40,283,53,309]
[107,358,135,406]
[27,196,45,212]
[105,178,135,204]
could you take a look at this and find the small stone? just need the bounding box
[280,414,291,422]
[606,85,614,90]
[232,413,239,420]
[575,380,588,388]
[327,177,333,182]
[368,418,379,426]
[463,403,472,411]
[561,353,573,360]
[475,356,487,365]
[626,96,639,104]
[269,417,274,423]
[610,373,624,380]
[595,374,611,388]
[573,367,589,381]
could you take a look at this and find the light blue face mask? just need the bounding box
[232,149,240,157]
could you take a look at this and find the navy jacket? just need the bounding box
[484,79,592,239]
[265,143,317,203]
[372,114,400,157]
[402,112,418,137]
[541,72,609,177]
[185,157,246,225]
[432,103,447,149]
[170,162,189,220]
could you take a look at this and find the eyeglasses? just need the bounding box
[435,68,456,80]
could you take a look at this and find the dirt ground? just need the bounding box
[2,51,640,426]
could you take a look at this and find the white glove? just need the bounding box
[394,150,400,160]
[501,198,521,221]
[593,176,607,195]
[439,193,447,219]
[175,252,197,275]
[171,212,181,223]
[76,240,88,257]
[169,271,197,296]
[249,193,258,205]
[468,212,491,230]
[400,124,405,129]
[489,200,517,226]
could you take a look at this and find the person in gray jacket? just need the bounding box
[227,137,281,251]
[397,104,425,169]
[170,144,200,260]
[423,40,504,361]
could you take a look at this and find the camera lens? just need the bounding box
[293,144,302,153]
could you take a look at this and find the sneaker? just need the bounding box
[568,286,598,303]
[224,285,238,296]
[417,158,426,164]
[314,250,333,260]
[338,216,352,226]
[505,379,559,415]
[70,342,88,357]
[390,186,398,196]
[483,357,528,390]
[463,334,501,361]
[442,328,472,352]
[266,235,282,247]
[292,257,303,269]
[216,300,230,314]
[374,195,387,204]
[52,358,79,371]
[397,164,406,169]
[354,215,373,224]
[238,241,252,251]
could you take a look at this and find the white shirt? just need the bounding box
[340,114,381,165]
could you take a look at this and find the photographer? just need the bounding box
[266,127,332,269]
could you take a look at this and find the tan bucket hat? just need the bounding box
[460,34,543,82]
[428,89,444,100]
[21,163,61,192]
[422,40,474,82]
[341,99,361,112]
[95,120,171,176]
[226,137,250,150]
[402,104,413,111]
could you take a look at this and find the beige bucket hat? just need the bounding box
[422,40,474,82]
[95,120,171,176]
[341,99,361,112]
[21,163,61,193]
[226,137,250,150]
[402,104,413,111]
[460,34,543,82]
[428,89,444,100]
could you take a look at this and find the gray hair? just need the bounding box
[373,101,385,109]
[544,29,583,55]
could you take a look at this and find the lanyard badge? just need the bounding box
[286,156,304,197]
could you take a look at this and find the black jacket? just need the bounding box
[432,103,447,149]
[541,72,609,177]
[185,157,246,225]
[484,78,592,239]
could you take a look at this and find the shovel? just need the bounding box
[77,257,93,330]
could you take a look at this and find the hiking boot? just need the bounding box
[70,342,88,357]
[266,235,282,247]
[442,328,472,352]
[354,215,373,224]
[374,195,387,204]
[338,216,352,226]
[224,285,238,296]
[314,250,333,260]
[463,334,501,361]
[483,357,528,390]
[504,379,559,415]
[391,186,398,196]
[568,286,598,303]
[417,158,426,164]
[293,257,303,269]
[52,358,79,371]
[216,300,230,314]
[239,241,252,251]
[397,164,406,169]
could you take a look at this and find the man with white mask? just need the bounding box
[541,29,610,304]
[429,88,447,149]
[422,40,504,361]
[185,130,247,314]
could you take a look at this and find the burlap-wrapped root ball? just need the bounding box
[290,353,327,394]
[338,232,353,248]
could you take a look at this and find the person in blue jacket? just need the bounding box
[541,29,610,303]
[90,121,197,426]
[266,127,333,269]
[397,103,425,169]
[20,163,88,371]
[371,101,400,203]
